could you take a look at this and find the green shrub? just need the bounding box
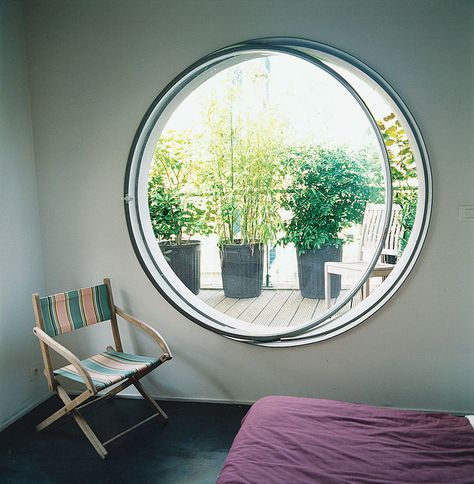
[148,132,211,244]
[280,146,371,254]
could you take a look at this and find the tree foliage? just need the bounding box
[147,79,418,261]
[377,113,418,251]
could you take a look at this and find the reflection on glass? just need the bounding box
[147,53,418,328]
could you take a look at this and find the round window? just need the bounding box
[124,38,431,346]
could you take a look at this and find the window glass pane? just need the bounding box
[125,39,431,345]
[147,53,402,330]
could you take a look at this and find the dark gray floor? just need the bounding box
[0,396,249,484]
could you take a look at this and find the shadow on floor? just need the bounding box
[0,396,249,484]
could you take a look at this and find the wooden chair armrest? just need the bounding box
[33,327,96,393]
[114,306,173,361]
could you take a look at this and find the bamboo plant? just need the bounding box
[201,98,285,247]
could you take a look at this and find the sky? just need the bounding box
[161,53,393,158]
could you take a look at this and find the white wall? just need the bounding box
[24,0,474,413]
[0,0,48,429]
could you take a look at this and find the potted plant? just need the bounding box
[281,146,371,299]
[202,101,285,298]
[148,132,211,295]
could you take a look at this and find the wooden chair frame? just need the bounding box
[32,278,172,459]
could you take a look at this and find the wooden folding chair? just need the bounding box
[32,278,172,459]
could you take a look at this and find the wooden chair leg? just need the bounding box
[70,408,108,459]
[133,380,168,421]
[37,380,166,459]
[56,385,108,459]
[36,389,91,432]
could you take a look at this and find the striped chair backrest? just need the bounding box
[39,284,112,337]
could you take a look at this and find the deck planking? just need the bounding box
[268,290,303,327]
[289,296,319,326]
[252,290,293,326]
[197,289,350,327]
[237,290,277,323]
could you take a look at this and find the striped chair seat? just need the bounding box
[54,350,160,391]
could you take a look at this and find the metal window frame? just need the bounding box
[124,38,432,346]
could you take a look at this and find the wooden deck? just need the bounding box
[198,289,352,327]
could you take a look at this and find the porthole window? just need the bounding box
[125,38,431,346]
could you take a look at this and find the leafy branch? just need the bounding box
[377,113,418,251]
[148,132,212,244]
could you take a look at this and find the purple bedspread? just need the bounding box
[217,396,474,483]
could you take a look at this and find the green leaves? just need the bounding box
[378,113,418,251]
[147,91,417,261]
[148,132,212,244]
[280,146,371,254]
[202,89,286,246]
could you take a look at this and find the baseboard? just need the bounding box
[66,390,472,415]
[0,392,51,432]
[113,393,255,406]
[68,389,254,406]
[117,394,471,415]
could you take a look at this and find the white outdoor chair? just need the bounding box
[325,204,403,308]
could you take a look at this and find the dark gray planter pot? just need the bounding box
[220,243,264,298]
[159,240,201,295]
[297,244,342,299]
[383,254,398,264]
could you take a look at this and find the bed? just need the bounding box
[217,396,474,483]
